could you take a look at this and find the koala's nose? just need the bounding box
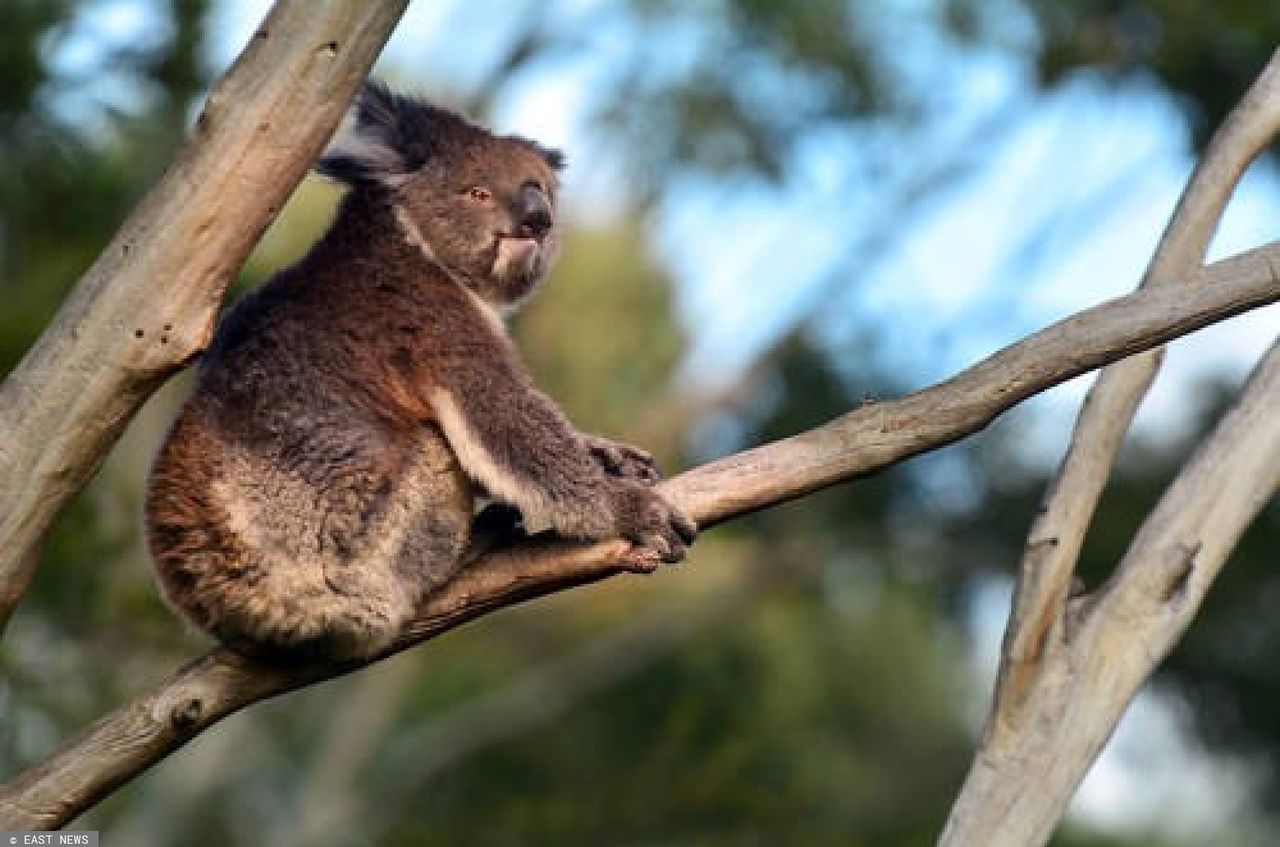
[516,185,553,242]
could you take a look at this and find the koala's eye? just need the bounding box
[466,186,492,203]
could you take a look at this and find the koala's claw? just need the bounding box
[587,436,661,483]
[670,509,697,545]
[619,489,697,567]
[619,545,663,573]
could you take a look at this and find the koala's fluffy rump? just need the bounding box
[145,82,695,661]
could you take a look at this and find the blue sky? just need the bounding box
[62,0,1280,424]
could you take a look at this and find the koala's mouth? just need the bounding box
[493,235,545,284]
[498,233,542,249]
[496,235,541,260]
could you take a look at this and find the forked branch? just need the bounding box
[942,49,1280,846]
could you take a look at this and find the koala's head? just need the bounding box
[318,81,564,307]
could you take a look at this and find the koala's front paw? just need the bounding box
[585,435,661,484]
[613,483,697,571]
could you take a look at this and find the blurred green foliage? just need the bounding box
[3,2,1279,845]
[0,0,207,373]
[1026,0,1280,145]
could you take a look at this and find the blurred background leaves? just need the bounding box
[4,1,1280,845]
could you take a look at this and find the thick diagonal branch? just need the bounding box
[2,246,1278,829]
[0,0,409,631]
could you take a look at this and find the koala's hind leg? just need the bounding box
[148,413,473,662]
[247,426,474,660]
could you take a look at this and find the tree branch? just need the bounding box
[0,0,409,631]
[942,49,1280,846]
[940,339,1280,846]
[2,244,1279,829]
[1001,50,1280,700]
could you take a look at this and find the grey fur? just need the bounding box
[145,82,695,662]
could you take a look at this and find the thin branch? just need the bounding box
[1105,343,1280,624]
[0,0,409,631]
[2,246,1279,829]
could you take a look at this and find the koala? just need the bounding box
[144,81,696,662]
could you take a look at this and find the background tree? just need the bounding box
[3,1,1280,844]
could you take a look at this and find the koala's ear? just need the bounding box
[316,80,437,189]
[508,136,565,172]
[534,143,566,171]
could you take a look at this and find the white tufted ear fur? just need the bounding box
[317,129,414,189]
[317,80,566,193]
[315,81,420,188]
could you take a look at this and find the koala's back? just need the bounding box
[145,259,473,660]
